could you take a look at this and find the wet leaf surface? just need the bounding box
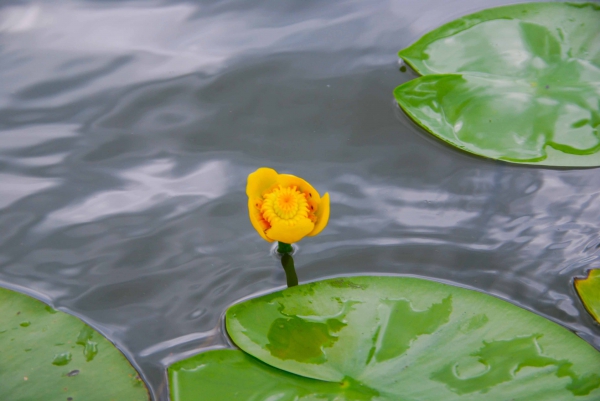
[575,269,600,323]
[0,287,149,401]
[395,2,600,167]
[223,276,600,400]
[168,349,380,401]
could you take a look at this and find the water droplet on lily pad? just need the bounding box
[84,340,98,361]
[52,352,72,366]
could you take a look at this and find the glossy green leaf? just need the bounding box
[168,349,379,401]
[0,287,149,401]
[575,269,600,323]
[395,2,600,166]
[224,276,600,400]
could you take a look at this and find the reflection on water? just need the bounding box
[0,0,599,399]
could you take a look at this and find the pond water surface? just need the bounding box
[0,0,599,399]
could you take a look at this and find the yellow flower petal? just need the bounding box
[276,174,321,203]
[247,168,279,199]
[308,192,330,237]
[266,217,315,244]
[248,198,274,242]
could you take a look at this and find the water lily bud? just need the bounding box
[246,168,330,244]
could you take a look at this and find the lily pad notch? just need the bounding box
[394,2,600,167]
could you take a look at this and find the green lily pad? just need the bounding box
[168,349,380,401]
[0,287,149,401]
[575,269,600,323]
[223,276,600,400]
[394,2,600,166]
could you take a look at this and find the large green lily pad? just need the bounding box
[394,2,600,167]
[223,276,600,400]
[168,349,381,400]
[575,269,600,323]
[0,287,149,401]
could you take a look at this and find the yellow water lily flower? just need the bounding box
[247,167,330,244]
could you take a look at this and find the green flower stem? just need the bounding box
[280,254,298,288]
[277,242,293,254]
[276,242,297,287]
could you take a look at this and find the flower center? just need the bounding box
[261,185,309,223]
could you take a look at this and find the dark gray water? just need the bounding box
[1,0,599,399]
